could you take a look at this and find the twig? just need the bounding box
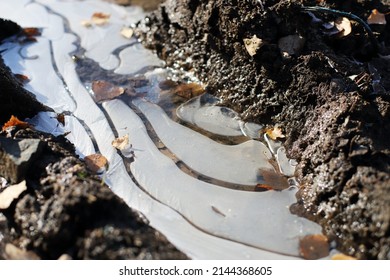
[301,6,380,53]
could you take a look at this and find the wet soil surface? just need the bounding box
[138,0,390,259]
[0,20,187,260]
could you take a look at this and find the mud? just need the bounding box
[138,0,390,259]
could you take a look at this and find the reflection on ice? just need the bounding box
[0,0,323,259]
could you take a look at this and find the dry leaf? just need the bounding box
[173,83,205,99]
[112,134,130,150]
[14,74,30,84]
[22,27,41,37]
[243,35,264,57]
[2,115,30,131]
[299,234,329,260]
[92,80,125,102]
[81,20,93,28]
[367,9,387,25]
[91,12,111,26]
[0,181,27,210]
[258,169,289,190]
[335,17,352,37]
[120,26,134,39]
[84,154,108,174]
[331,253,357,260]
[265,125,285,140]
[56,114,65,126]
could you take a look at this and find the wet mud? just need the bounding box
[138,0,390,259]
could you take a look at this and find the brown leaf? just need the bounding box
[299,234,329,260]
[173,83,205,99]
[14,74,30,84]
[22,27,41,37]
[56,114,65,126]
[2,115,30,131]
[331,253,357,260]
[259,169,289,190]
[91,12,111,26]
[91,80,125,102]
[84,154,108,174]
[367,9,387,25]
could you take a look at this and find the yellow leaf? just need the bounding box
[120,26,134,39]
[331,253,357,260]
[243,35,264,57]
[265,125,285,140]
[112,134,130,150]
[91,12,111,26]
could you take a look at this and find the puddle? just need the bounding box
[0,0,325,259]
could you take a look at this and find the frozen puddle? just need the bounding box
[0,0,323,259]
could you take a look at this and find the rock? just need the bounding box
[0,138,44,184]
[0,180,27,210]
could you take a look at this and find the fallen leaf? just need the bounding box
[255,184,274,191]
[120,26,134,39]
[5,243,40,260]
[56,113,65,126]
[2,115,30,131]
[334,17,352,37]
[367,9,387,25]
[265,125,285,140]
[14,74,30,84]
[112,134,130,150]
[22,27,41,37]
[331,253,357,260]
[84,154,108,174]
[91,12,111,26]
[91,80,125,102]
[258,169,289,190]
[299,234,330,260]
[81,20,93,28]
[173,83,205,99]
[243,35,264,57]
[0,181,27,210]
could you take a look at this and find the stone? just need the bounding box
[0,137,44,184]
[0,180,27,210]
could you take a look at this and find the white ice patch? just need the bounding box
[0,0,324,259]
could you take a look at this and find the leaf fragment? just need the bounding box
[265,125,285,140]
[331,253,357,260]
[84,154,108,174]
[120,26,134,39]
[243,35,264,57]
[91,12,111,26]
[367,9,387,25]
[2,115,30,131]
[14,74,30,84]
[173,83,206,99]
[334,17,352,37]
[91,80,125,102]
[0,181,27,210]
[299,234,329,260]
[112,134,130,151]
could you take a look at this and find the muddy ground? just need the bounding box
[138,0,390,259]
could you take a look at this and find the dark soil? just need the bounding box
[138,0,390,259]
[0,19,187,260]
